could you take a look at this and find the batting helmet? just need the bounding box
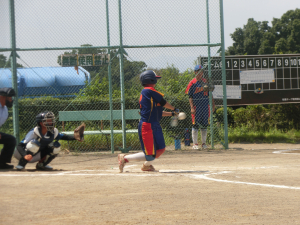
[139,70,161,85]
[36,111,56,132]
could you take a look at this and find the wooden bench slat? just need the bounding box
[59,109,140,121]
[61,129,138,135]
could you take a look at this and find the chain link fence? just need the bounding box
[0,0,227,156]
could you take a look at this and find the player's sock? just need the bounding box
[201,129,207,144]
[192,128,198,145]
[124,152,146,162]
[143,160,153,166]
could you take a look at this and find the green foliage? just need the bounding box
[226,8,300,55]
[0,54,23,68]
[155,65,194,101]
[217,104,300,133]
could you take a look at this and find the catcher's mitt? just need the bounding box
[74,122,86,141]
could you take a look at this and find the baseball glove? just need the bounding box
[74,122,86,141]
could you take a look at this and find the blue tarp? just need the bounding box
[0,66,90,97]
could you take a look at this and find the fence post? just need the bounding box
[9,0,20,143]
[219,0,229,149]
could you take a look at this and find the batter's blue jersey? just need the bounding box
[138,87,165,156]
[139,87,164,123]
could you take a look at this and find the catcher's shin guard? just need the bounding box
[43,154,57,166]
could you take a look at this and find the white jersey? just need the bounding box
[0,103,8,128]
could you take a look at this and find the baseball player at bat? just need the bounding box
[14,111,85,170]
[118,70,179,173]
[185,65,215,150]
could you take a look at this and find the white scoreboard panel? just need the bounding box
[200,54,300,105]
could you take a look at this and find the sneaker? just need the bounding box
[118,154,126,173]
[36,163,53,171]
[0,163,14,169]
[192,144,199,150]
[141,164,156,172]
[202,143,208,149]
[16,164,25,170]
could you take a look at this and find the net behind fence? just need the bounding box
[0,0,227,161]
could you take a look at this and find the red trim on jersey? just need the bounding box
[185,78,197,94]
[141,122,154,155]
[185,78,208,94]
[144,87,164,97]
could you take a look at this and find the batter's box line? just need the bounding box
[159,170,210,174]
[273,149,300,154]
[188,172,300,190]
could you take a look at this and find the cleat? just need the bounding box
[36,163,53,171]
[141,164,156,172]
[118,154,126,173]
[202,143,208,149]
[0,163,14,169]
[192,144,199,150]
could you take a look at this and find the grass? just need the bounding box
[1,127,300,152]
[228,126,300,144]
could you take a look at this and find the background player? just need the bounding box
[14,111,83,170]
[118,70,179,173]
[185,65,215,149]
[0,88,16,169]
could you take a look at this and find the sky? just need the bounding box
[0,0,299,72]
[223,0,299,49]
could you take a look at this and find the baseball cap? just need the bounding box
[0,87,16,97]
[194,65,203,71]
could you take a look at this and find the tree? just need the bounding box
[226,8,300,55]
[0,54,23,68]
[61,45,148,99]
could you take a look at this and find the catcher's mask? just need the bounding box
[139,70,161,85]
[36,111,56,132]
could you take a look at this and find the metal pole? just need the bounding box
[106,0,114,153]
[9,0,20,143]
[118,0,126,149]
[206,0,214,149]
[219,0,228,149]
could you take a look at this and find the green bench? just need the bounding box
[59,109,140,135]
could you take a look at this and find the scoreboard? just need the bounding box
[200,54,300,106]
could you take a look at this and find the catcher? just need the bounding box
[14,111,85,170]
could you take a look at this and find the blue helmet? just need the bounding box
[139,70,161,85]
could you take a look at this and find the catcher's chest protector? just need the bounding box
[34,127,59,148]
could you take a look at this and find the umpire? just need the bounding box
[0,88,16,169]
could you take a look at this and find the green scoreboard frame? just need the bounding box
[200,54,300,106]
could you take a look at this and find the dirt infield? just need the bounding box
[1,143,300,225]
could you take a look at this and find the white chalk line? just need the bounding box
[187,172,300,190]
[1,160,300,190]
[273,149,300,155]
